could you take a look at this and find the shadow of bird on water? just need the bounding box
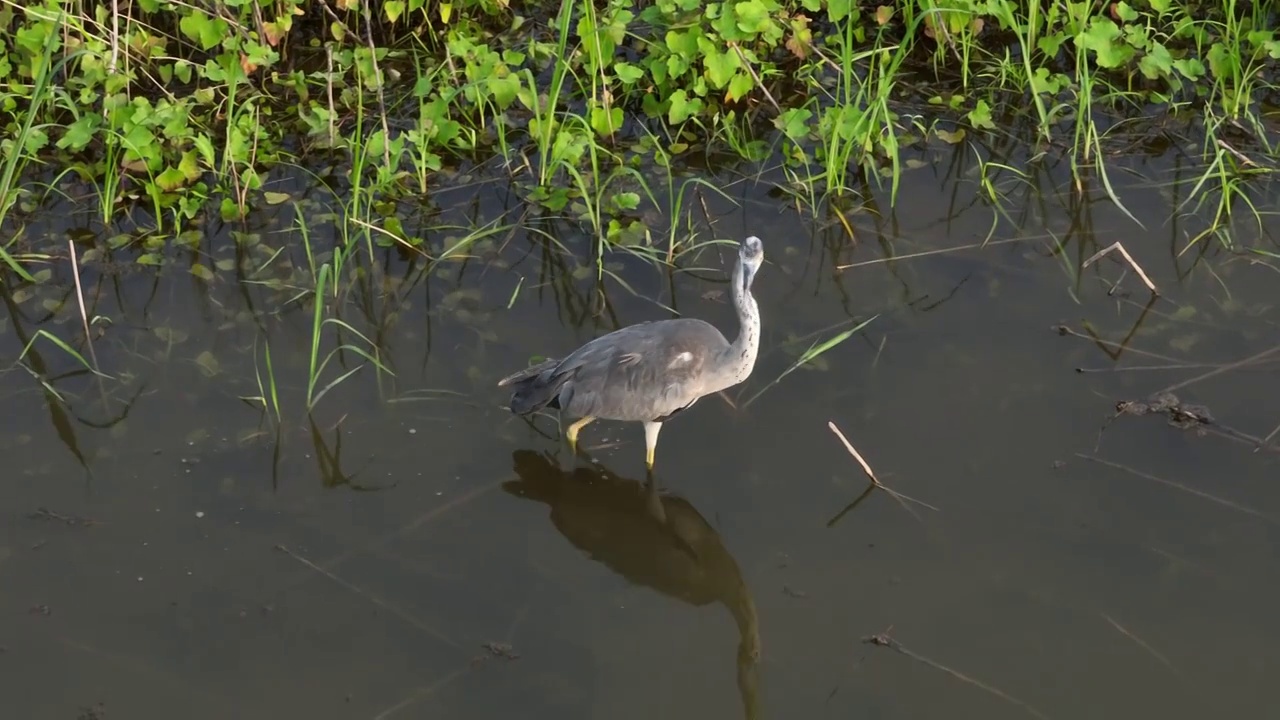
[502,449,763,720]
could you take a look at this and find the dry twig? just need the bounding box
[1082,242,1158,294]
[1100,612,1179,675]
[1076,453,1277,525]
[727,41,781,114]
[275,544,464,651]
[67,240,100,373]
[1155,343,1280,396]
[828,421,940,521]
[838,236,1034,270]
[862,630,1052,720]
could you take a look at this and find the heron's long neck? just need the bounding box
[714,257,760,391]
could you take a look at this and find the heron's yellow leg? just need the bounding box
[643,421,663,471]
[565,416,595,453]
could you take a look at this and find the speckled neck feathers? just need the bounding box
[712,250,760,392]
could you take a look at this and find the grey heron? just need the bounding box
[498,235,764,473]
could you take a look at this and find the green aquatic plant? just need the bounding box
[0,0,1272,273]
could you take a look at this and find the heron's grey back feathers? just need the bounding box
[502,318,731,422]
[500,234,764,437]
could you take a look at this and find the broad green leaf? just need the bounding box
[590,105,623,137]
[57,114,99,151]
[703,46,739,88]
[613,62,644,84]
[1205,42,1231,79]
[726,73,754,102]
[1138,41,1173,79]
[1172,57,1205,80]
[967,99,996,130]
[611,192,640,211]
[489,74,520,108]
[667,89,696,124]
[666,28,700,58]
[1076,18,1132,69]
[774,108,812,140]
[154,166,188,191]
[735,0,772,34]
[178,12,225,51]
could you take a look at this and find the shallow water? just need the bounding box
[3,140,1279,720]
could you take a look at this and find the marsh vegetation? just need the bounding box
[2,1,1279,718]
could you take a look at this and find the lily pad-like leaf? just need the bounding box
[195,350,221,377]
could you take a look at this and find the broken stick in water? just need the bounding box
[862,629,1053,720]
[827,421,939,519]
[1082,241,1158,295]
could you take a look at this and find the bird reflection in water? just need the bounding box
[503,449,762,720]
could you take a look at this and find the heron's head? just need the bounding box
[739,236,764,291]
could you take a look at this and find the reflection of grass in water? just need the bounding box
[13,329,107,402]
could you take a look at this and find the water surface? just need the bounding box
[3,140,1279,720]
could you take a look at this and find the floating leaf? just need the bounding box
[935,127,966,144]
[195,350,221,378]
[967,99,996,130]
[154,326,190,344]
[263,191,291,205]
[190,263,215,281]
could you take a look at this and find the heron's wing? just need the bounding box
[558,319,730,421]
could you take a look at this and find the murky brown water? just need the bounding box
[3,140,1279,719]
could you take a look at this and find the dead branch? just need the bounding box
[862,630,1053,720]
[1082,242,1158,294]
